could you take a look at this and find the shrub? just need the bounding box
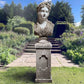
[0,48,16,65]
[10,48,19,55]
[26,35,39,42]
[53,21,75,38]
[0,23,5,30]
[79,62,84,67]
[0,31,38,65]
[0,31,28,48]
[17,21,34,34]
[0,32,10,39]
[6,16,26,31]
[65,49,83,64]
[6,23,12,31]
[14,27,30,35]
[60,22,84,65]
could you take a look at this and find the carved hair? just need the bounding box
[37,2,51,12]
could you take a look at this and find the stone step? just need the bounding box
[26,46,61,49]
[52,47,61,49]
[51,42,61,45]
[24,49,61,53]
[24,49,36,53]
[47,38,55,40]
[27,43,61,46]
[24,38,62,53]
[31,40,58,43]
[50,41,59,42]
[27,44,35,46]
[52,44,61,47]
[29,42,36,44]
[51,50,61,53]
[26,46,35,49]
[26,44,61,49]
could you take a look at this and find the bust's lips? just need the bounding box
[42,17,46,19]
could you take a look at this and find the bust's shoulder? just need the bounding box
[34,22,38,28]
[47,20,54,27]
[34,22,39,26]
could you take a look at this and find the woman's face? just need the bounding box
[38,6,49,21]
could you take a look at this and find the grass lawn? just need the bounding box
[0,67,84,84]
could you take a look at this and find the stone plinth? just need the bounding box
[35,40,52,83]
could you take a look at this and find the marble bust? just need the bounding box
[34,2,54,38]
[35,1,53,83]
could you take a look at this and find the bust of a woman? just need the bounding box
[34,2,54,38]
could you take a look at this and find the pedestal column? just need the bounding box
[35,40,52,83]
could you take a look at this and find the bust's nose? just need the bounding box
[43,13,47,17]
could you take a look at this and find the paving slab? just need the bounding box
[6,53,79,67]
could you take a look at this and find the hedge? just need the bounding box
[14,27,30,35]
[16,21,34,34]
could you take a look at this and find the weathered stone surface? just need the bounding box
[34,1,54,37]
[35,41,52,83]
[35,79,52,83]
[34,20,54,37]
[34,1,53,83]
[35,40,52,48]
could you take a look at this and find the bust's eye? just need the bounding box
[41,10,45,12]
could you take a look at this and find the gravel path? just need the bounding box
[6,53,79,67]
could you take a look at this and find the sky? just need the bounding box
[0,0,84,23]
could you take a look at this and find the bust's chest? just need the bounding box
[37,23,52,36]
[39,21,47,29]
[34,21,54,37]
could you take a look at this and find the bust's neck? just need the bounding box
[38,19,47,24]
[39,21,47,29]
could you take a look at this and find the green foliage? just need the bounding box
[6,16,26,31]
[14,27,30,35]
[53,21,69,38]
[1,1,74,25]
[57,21,75,30]
[0,31,28,48]
[66,49,83,64]
[79,62,84,67]
[3,1,23,19]
[0,23,5,30]
[48,1,74,23]
[18,21,34,34]
[0,31,38,65]
[60,23,84,65]
[2,2,37,23]
[0,32,11,39]
[0,31,27,65]
[0,9,7,24]
[26,34,39,42]
[23,3,37,23]
[53,21,75,38]
[0,47,16,65]
[10,48,19,55]
[81,5,84,25]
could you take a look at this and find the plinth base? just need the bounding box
[35,78,52,83]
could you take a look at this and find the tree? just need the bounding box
[9,1,16,18]
[81,5,84,25]
[0,9,7,24]
[14,3,23,16]
[23,3,37,23]
[48,1,74,24]
[3,4,10,17]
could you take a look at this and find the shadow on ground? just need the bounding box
[9,70,36,83]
